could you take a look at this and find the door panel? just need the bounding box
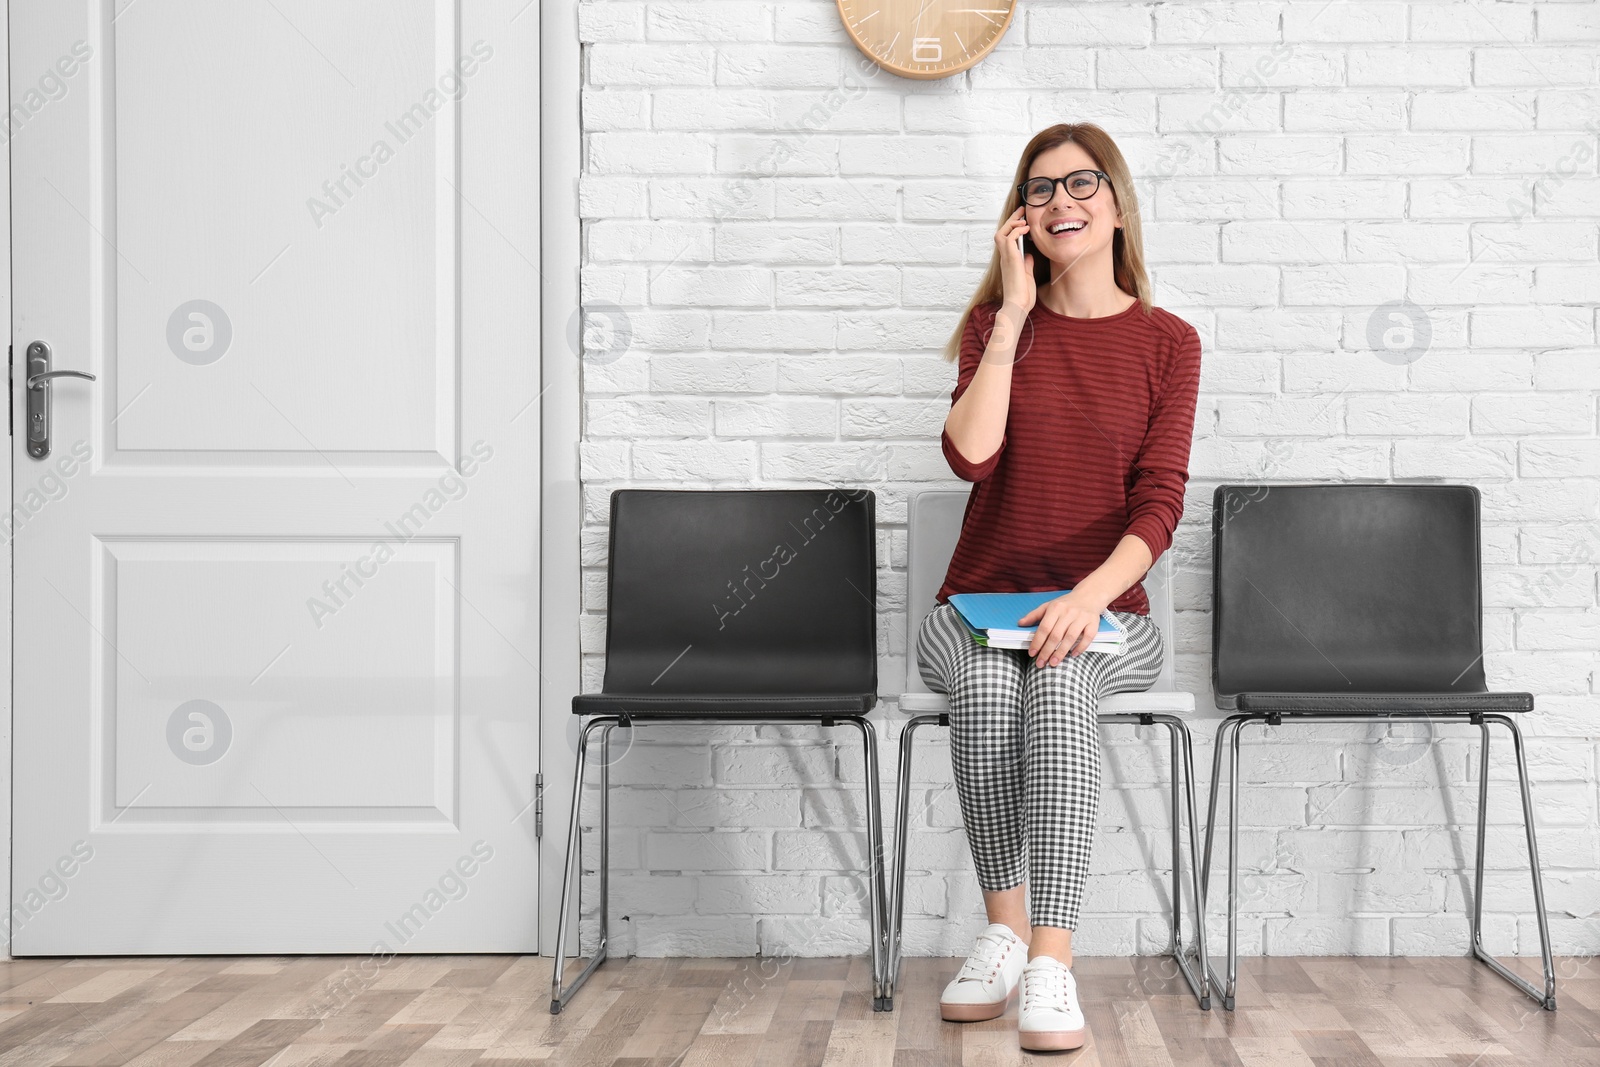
[11,0,541,954]
[102,538,457,820]
[110,3,454,459]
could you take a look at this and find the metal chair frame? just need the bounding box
[1200,708,1557,1012]
[550,712,891,1014]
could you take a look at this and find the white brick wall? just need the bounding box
[571,0,1600,960]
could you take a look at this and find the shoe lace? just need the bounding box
[1022,964,1074,1011]
[955,930,1014,983]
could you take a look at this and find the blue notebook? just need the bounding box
[947,589,1127,654]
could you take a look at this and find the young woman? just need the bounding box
[914,123,1202,1052]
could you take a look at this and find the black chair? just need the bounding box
[550,488,890,1013]
[1201,482,1555,1011]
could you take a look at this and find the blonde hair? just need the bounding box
[941,122,1152,362]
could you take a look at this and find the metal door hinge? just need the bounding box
[535,772,544,839]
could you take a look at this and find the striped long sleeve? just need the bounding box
[935,298,1202,617]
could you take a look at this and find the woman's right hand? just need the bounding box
[997,206,1037,315]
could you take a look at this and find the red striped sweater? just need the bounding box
[935,298,1203,616]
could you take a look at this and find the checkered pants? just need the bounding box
[915,600,1165,931]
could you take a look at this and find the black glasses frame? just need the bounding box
[1017,170,1109,206]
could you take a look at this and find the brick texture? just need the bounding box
[572,0,1600,961]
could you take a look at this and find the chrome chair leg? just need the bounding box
[1226,716,1242,1008]
[885,713,945,1010]
[1469,714,1558,1011]
[890,711,1212,1012]
[1155,715,1211,1009]
[1199,718,1232,894]
[1169,718,1181,942]
[1200,714,1245,1011]
[1200,711,1558,1013]
[550,715,625,1013]
[840,716,891,1011]
[552,714,887,1015]
[1113,712,1211,1010]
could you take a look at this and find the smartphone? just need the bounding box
[1018,229,1050,287]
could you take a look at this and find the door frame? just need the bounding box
[538,0,583,961]
[0,0,585,960]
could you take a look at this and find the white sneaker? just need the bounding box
[938,923,1029,1022]
[1018,955,1087,1051]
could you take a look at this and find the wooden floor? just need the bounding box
[0,953,1596,1066]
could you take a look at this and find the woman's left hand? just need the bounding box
[1017,591,1109,668]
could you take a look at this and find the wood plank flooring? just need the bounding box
[0,953,1596,1065]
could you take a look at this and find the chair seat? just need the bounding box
[573,692,876,716]
[898,692,949,714]
[1235,691,1533,714]
[1101,691,1196,714]
[898,690,1196,715]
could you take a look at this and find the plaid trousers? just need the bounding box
[915,600,1165,931]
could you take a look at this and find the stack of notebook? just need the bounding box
[947,589,1128,655]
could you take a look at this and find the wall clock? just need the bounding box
[836,1,1018,80]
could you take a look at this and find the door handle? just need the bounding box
[28,369,96,389]
[25,341,96,460]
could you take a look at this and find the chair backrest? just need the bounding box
[902,489,1178,694]
[1211,483,1486,708]
[602,488,877,697]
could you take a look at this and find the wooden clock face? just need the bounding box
[837,0,1018,80]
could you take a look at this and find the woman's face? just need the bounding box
[1022,142,1121,274]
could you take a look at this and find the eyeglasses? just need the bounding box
[1017,170,1109,206]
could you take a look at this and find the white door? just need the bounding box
[10,1,542,954]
